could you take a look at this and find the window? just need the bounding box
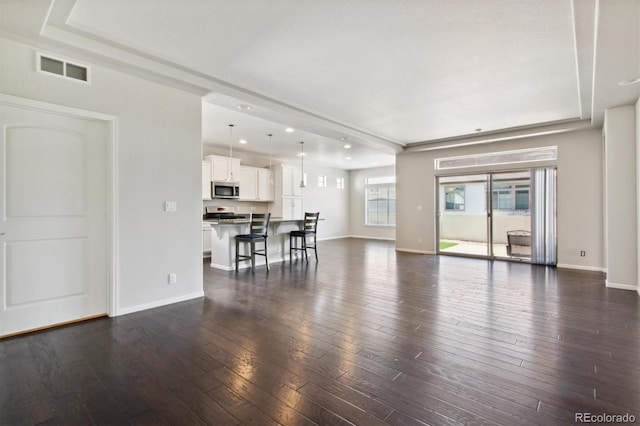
[491,183,530,211]
[336,177,345,189]
[318,175,327,188]
[365,176,396,226]
[435,146,557,170]
[515,185,529,210]
[445,186,465,210]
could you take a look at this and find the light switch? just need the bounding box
[417,205,423,211]
[165,201,177,212]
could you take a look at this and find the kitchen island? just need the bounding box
[204,218,305,270]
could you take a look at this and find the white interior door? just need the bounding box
[0,103,108,337]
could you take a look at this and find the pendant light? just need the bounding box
[299,141,306,188]
[228,124,235,181]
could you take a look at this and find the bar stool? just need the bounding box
[235,213,271,272]
[289,212,320,262]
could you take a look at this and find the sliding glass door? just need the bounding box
[437,174,491,256]
[491,171,531,259]
[437,168,555,264]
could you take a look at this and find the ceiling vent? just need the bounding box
[37,52,90,83]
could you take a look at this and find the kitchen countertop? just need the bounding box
[203,217,302,225]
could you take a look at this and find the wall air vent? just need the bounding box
[37,52,90,83]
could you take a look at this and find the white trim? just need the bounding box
[115,291,204,316]
[0,93,119,318]
[556,263,606,272]
[210,262,234,271]
[0,93,113,121]
[109,118,119,318]
[396,248,436,255]
[347,235,396,241]
[605,281,638,292]
[318,235,350,241]
[210,255,290,271]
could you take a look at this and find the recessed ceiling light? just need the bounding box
[239,139,247,144]
[373,162,379,165]
[285,127,295,133]
[340,137,349,141]
[237,104,252,110]
[344,144,352,149]
[618,78,640,86]
[346,157,351,160]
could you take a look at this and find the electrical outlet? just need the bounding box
[418,237,423,244]
[580,250,586,257]
[168,273,177,284]
[165,201,177,212]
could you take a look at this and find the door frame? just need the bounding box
[0,93,118,317]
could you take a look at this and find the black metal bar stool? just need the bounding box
[235,213,271,272]
[289,212,320,262]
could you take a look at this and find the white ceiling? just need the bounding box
[2,0,639,169]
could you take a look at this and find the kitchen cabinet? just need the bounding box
[202,160,212,199]
[239,166,257,200]
[281,196,304,220]
[272,164,303,219]
[203,225,212,257]
[281,164,303,197]
[258,168,274,201]
[204,154,241,182]
[239,166,274,201]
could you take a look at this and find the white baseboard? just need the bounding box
[317,235,350,241]
[346,235,396,241]
[605,281,638,292]
[556,263,606,272]
[115,291,205,316]
[211,255,292,271]
[395,248,436,255]
[210,262,234,271]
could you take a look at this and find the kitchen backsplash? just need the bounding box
[202,199,270,215]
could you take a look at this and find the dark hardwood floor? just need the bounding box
[2,238,639,425]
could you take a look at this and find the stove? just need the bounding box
[204,207,248,221]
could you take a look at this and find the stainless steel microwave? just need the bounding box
[212,181,240,199]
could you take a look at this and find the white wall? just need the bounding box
[0,38,204,314]
[397,129,604,269]
[349,166,396,240]
[604,105,637,290]
[300,163,350,240]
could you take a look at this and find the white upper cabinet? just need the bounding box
[239,166,274,202]
[204,154,241,182]
[271,164,303,218]
[281,164,303,197]
[239,166,258,200]
[258,168,274,201]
